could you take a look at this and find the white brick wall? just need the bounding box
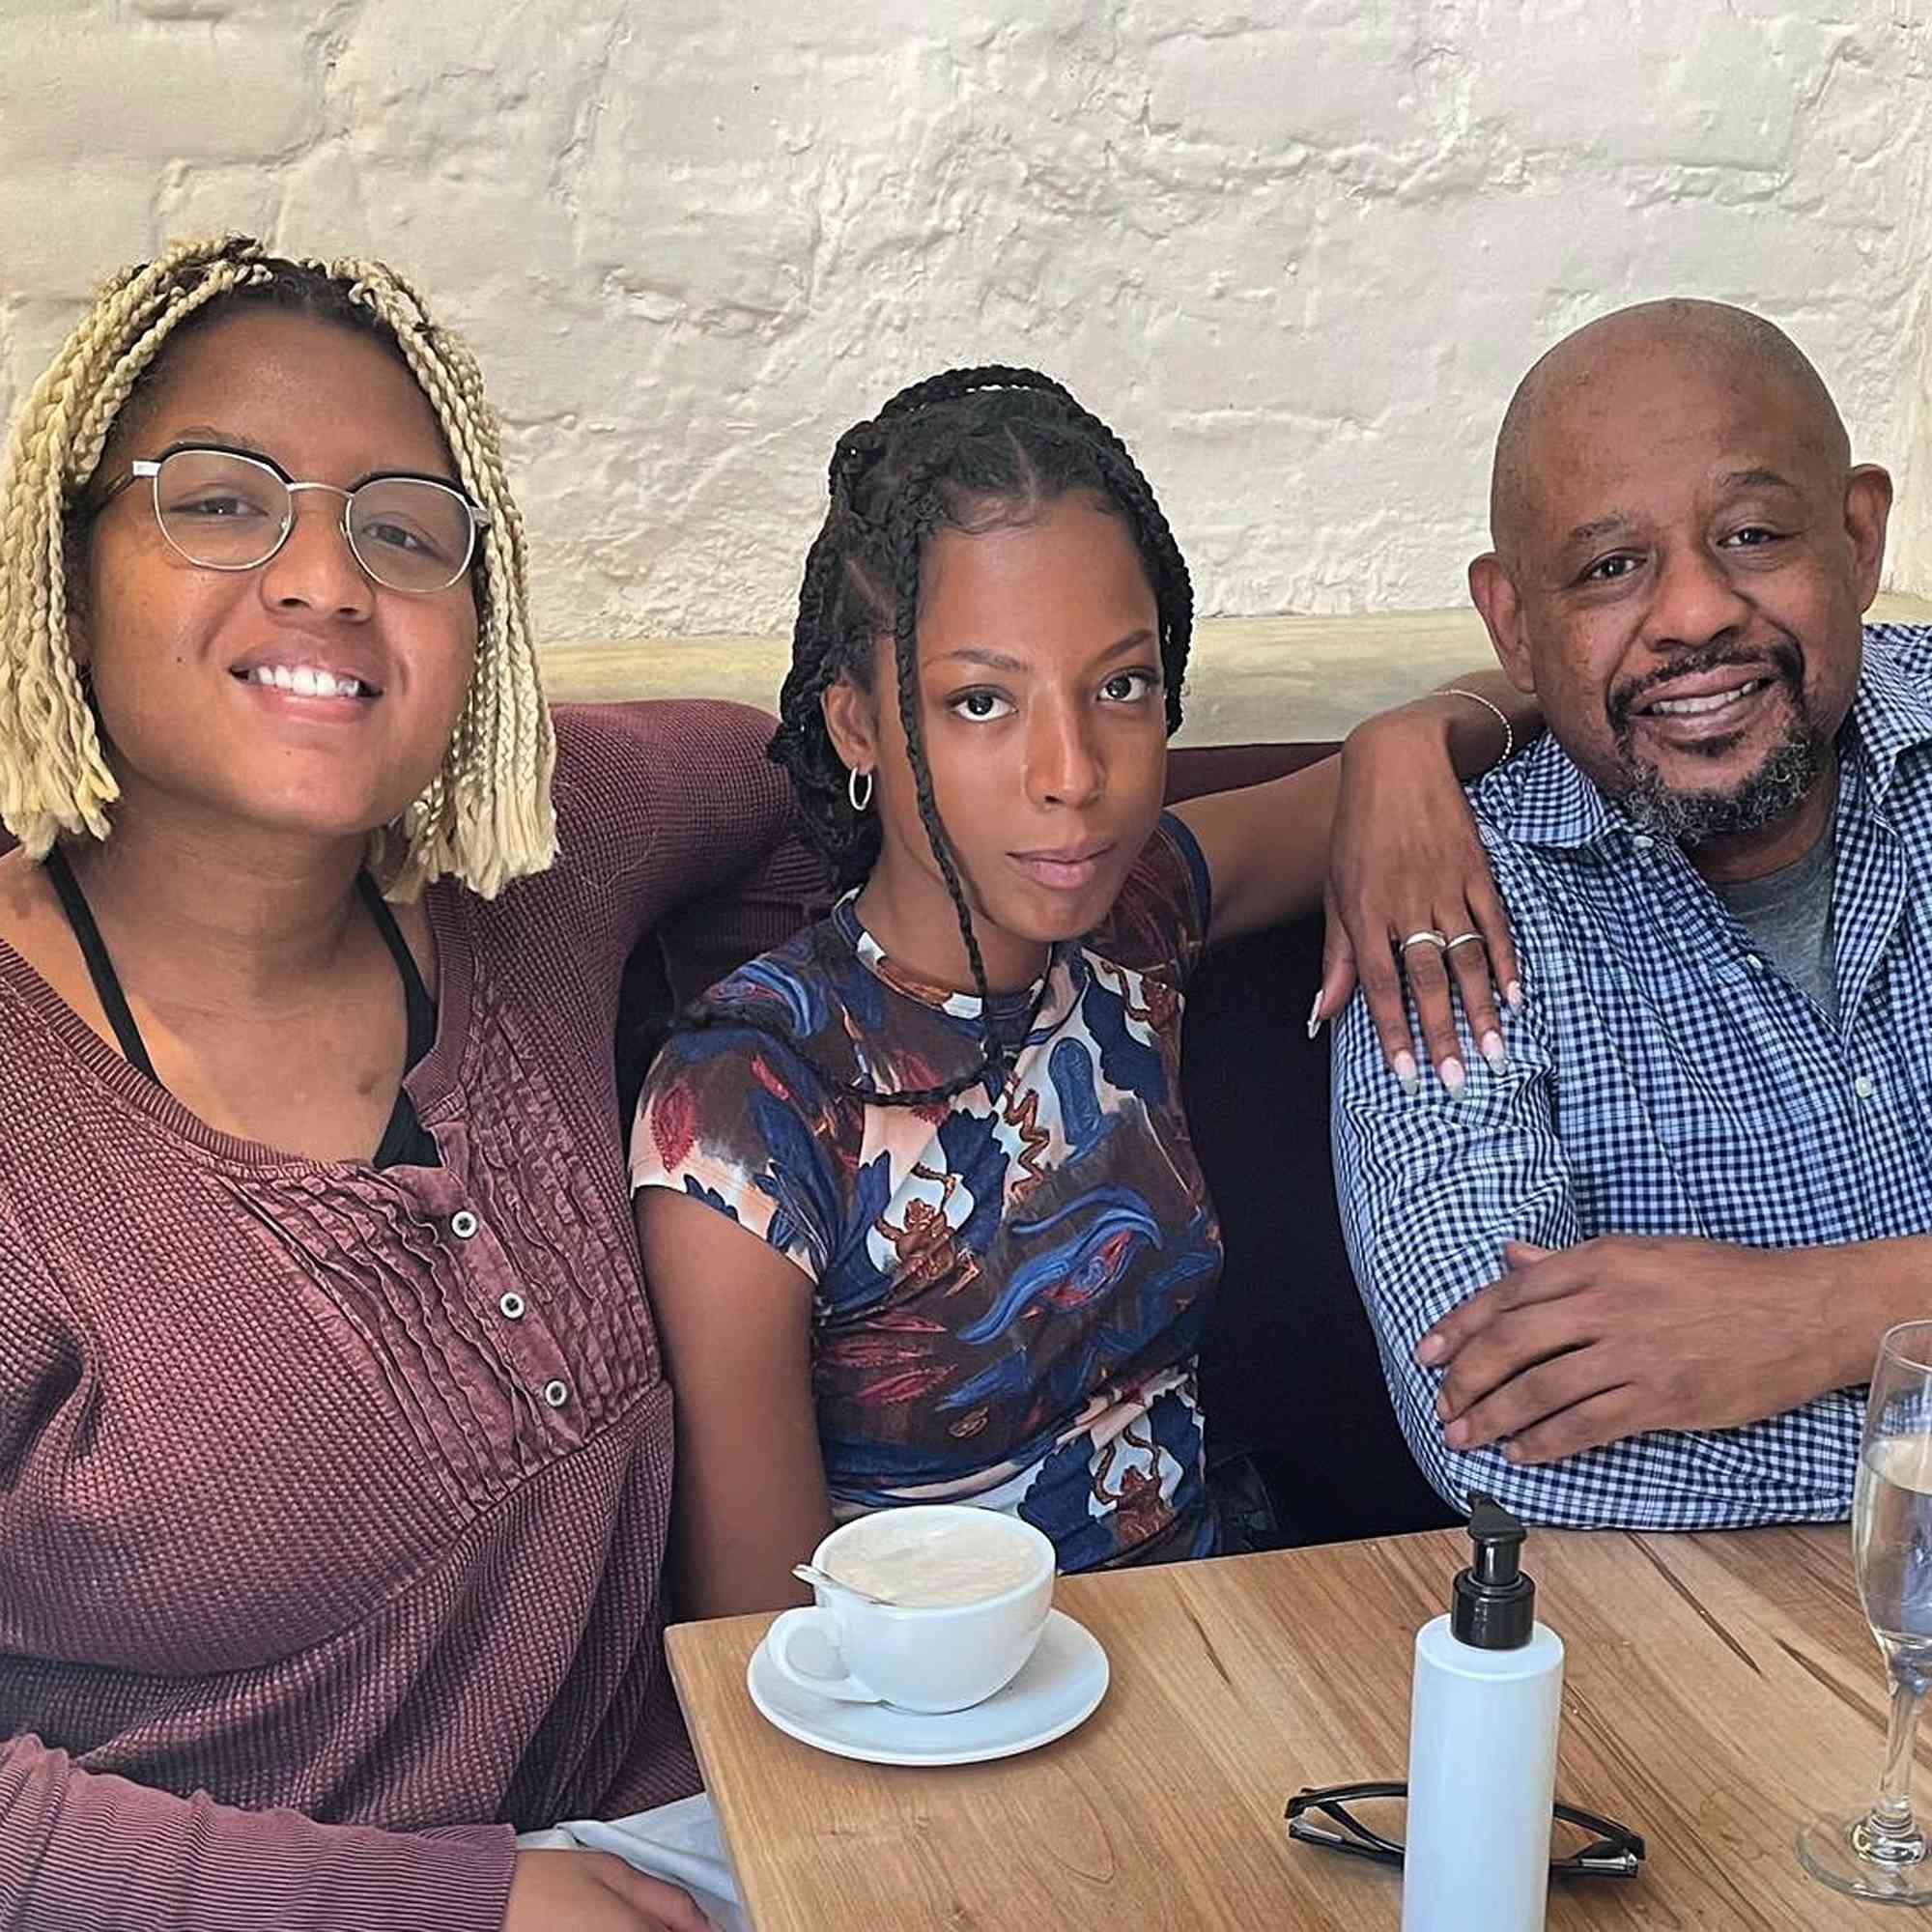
[3,0,1929,644]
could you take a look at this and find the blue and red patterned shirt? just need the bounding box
[631,814,1224,1571]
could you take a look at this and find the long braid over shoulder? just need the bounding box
[746,363,1194,1109]
[0,234,555,898]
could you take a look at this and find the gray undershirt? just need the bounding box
[1709,822,1839,1026]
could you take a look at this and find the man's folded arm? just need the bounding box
[1332,993,1581,1520]
[1329,995,1861,1530]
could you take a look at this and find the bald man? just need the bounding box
[1331,298,1926,1529]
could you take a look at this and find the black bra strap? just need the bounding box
[43,851,439,1168]
[355,873,436,1068]
[43,844,159,1081]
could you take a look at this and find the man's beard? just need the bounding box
[1605,641,1832,846]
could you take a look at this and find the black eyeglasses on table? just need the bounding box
[1286,1781,1645,1879]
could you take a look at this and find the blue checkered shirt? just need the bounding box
[1332,622,1932,1530]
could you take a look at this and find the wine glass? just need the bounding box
[1799,1320,1932,1902]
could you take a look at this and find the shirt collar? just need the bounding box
[1849,622,1932,805]
[1476,623,1932,850]
[1472,730,1628,851]
[831,890,1070,1030]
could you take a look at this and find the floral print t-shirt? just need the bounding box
[631,813,1224,1571]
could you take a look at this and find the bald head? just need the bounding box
[1490,299,1850,564]
[1468,296,1891,881]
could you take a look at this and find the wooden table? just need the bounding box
[668,1523,1908,1928]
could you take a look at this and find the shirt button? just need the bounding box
[450,1209,480,1240]
[1632,835,1654,852]
[542,1378,571,1409]
[1855,1075,1876,1100]
[1745,953,1764,971]
[498,1291,526,1321]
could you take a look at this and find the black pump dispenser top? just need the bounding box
[1451,1492,1536,1650]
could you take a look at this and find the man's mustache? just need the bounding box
[1608,640,1805,737]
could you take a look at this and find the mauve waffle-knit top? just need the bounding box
[0,701,816,1932]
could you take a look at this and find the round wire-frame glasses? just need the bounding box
[99,443,489,595]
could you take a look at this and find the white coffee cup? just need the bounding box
[767,1505,1056,1715]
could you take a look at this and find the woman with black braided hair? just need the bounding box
[632,367,1534,1617]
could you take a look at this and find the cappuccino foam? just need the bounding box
[827,1520,1039,1607]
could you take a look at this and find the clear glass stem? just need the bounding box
[1856,1671,1929,1867]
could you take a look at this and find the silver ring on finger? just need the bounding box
[1398,928,1450,953]
[1444,930,1486,952]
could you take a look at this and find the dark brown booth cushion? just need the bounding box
[1166,748,1452,1545]
[1157,746,1451,1544]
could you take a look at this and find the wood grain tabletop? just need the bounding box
[668,1522,1908,1928]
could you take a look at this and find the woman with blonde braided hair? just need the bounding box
[0,237,554,895]
[631,366,1538,1620]
[0,236,808,1932]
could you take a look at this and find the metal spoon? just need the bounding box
[793,1561,895,1607]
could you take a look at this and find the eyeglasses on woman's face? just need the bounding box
[97,443,489,596]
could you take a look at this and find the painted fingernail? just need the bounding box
[1306,992,1324,1040]
[1480,1030,1508,1074]
[1416,1333,1447,1367]
[1394,1050,1419,1095]
[1505,980,1525,1009]
[1439,1057,1467,1098]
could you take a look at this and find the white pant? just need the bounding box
[516,1792,748,1931]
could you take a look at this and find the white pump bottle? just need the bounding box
[1402,1493,1565,1932]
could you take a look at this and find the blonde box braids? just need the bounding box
[0,234,556,898]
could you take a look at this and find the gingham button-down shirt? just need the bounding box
[1332,623,1932,1530]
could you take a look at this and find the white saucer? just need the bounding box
[746,1607,1109,1767]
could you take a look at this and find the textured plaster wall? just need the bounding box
[3,0,1931,647]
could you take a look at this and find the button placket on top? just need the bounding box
[433,1193,582,1432]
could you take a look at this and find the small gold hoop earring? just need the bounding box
[847,766,874,812]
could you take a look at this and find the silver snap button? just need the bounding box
[542,1378,570,1408]
[450,1209,480,1240]
[1855,1075,1876,1100]
[498,1291,526,1321]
